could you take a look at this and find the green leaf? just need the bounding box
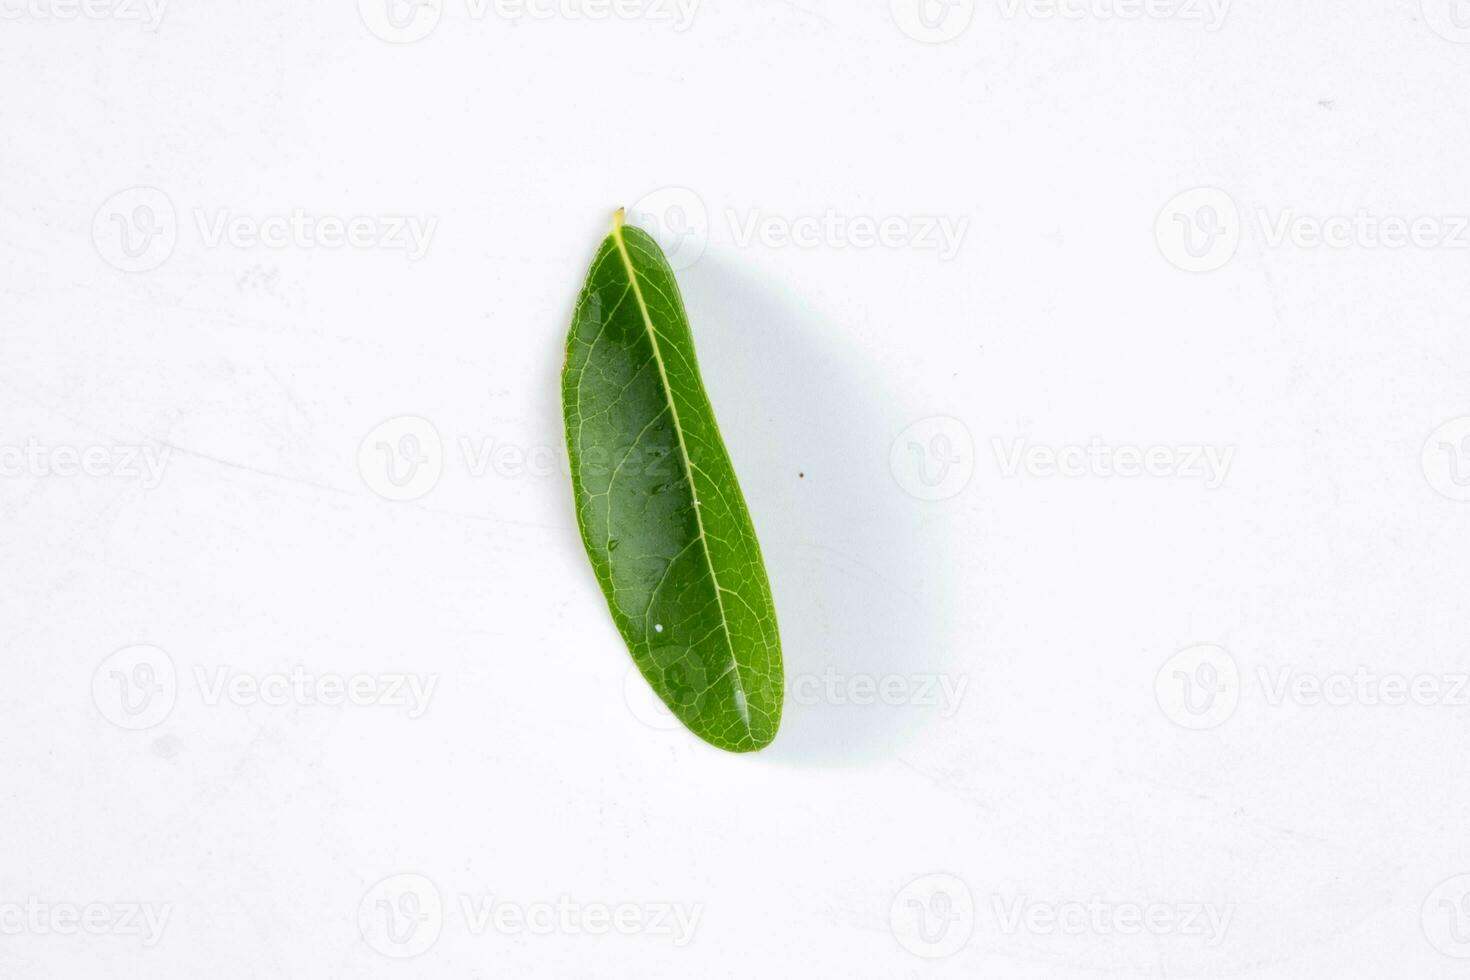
[562,209,783,753]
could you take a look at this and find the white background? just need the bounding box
[4,0,1470,976]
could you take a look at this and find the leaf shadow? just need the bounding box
[683,252,959,766]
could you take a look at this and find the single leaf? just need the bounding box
[562,209,783,753]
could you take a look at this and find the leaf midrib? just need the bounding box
[609,213,752,730]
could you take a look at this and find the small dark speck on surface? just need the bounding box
[798,472,805,478]
[1318,99,1335,110]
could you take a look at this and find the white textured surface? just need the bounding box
[4,1,1470,976]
